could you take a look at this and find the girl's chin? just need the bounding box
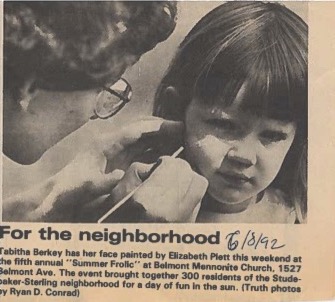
[208,185,248,203]
[206,189,255,214]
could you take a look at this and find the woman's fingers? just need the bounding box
[181,173,209,222]
[92,157,208,223]
[91,169,125,196]
[99,118,184,160]
[132,157,208,222]
[109,162,154,203]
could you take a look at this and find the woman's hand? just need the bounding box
[105,156,209,223]
[3,117,184,222]
[100,117,184,172]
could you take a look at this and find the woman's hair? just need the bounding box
[4,1,177,94]
[154,2,308,222]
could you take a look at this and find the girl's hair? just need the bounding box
[154,2,308,222]
[4,1,177,94]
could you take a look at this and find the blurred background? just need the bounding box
[2,2,308,197]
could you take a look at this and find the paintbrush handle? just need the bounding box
[97,146,184,223]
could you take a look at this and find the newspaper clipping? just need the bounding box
[1,1,335,302]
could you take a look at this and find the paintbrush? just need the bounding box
[97,146,184,223]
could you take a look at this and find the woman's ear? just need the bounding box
[159,86,184,121]
[18,77,37,112]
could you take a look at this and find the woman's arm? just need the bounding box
[3,177,56,222]
[3,157,125,222]
[2,118,184,222]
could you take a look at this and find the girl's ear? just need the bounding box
[159,86,184,121]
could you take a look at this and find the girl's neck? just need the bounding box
[201,192,264,214]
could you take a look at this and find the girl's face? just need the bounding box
[184,88,296,206]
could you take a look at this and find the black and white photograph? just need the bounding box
[3,1,307,224]
[3,2,335,302]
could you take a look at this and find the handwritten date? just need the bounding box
[225,230,285,251]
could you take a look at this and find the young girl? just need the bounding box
[153,2,307,223]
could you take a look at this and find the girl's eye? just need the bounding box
[206,118,239,132]
[260,130,288,144]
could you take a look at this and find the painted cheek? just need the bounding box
[187,134,231,173]
[257,148,288,187]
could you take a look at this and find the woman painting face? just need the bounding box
[184,86,296,207]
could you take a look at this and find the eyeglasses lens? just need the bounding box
[94,79,132,119]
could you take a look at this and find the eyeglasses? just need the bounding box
[90,78,132,120]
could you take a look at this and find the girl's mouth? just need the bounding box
[217,171,252,187]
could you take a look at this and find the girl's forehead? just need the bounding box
[202,101,254,120]
[193,98,296,131]
[193,78,298,124]
[196,80,253,114]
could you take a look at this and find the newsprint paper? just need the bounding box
[1,1,335,302]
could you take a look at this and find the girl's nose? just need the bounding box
[227,138,257,167]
